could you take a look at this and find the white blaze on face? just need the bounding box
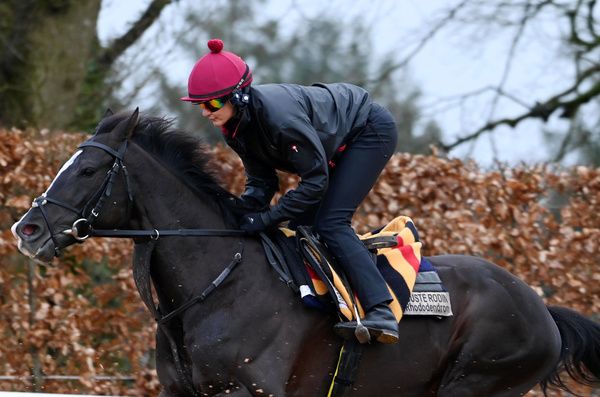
[44,150,83,194]
[12,150,82,257]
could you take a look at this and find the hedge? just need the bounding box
[1,128,598,396]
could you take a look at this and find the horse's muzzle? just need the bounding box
[12,211,64,262]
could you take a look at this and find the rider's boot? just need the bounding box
[334,303,399,344]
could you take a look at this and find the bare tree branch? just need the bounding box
[441,64,600,152]
[484,2,534,159]
[487,2,531,120]
[586,0,598,40]
[389,0,600,162]
[97,0,174,68]
[423,85,532,119]
[553,119,578,162]
[367,0,470,85]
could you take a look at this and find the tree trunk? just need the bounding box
[0,0,102,129]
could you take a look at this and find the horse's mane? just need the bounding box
[95,112,241,225]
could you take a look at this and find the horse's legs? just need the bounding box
[155,327,196,397]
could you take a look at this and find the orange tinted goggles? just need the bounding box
[194,97,229,112]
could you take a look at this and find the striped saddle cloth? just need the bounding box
[265,216,453,323]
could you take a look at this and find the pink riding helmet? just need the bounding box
[181,39,253,102]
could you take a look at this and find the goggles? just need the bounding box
[194,96,229,112]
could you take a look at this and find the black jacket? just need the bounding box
[224,83,372,224]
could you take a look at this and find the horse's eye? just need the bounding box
[80,167,96,177]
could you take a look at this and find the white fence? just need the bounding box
[0,393,122,397]
[1,262,132,397]
[0,375,130,396]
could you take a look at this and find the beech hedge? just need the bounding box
[1,128,598,396]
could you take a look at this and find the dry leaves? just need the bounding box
[1,129,599,396]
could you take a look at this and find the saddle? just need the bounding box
[261,216,453,322]
[260,216,453,397]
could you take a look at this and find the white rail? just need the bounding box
[0,376,133,382]
[0,393,122,396]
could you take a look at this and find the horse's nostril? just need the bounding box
[21,224,39,237]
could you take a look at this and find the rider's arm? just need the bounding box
[265,118,329,224]
[240,155,279,211]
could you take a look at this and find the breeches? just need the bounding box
[298,103,398,309]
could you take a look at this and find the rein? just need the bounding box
[90,228,246,238]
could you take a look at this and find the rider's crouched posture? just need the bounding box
[181,39,399,344]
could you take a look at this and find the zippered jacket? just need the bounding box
[224,82,372,224]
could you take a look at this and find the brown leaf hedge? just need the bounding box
[1,128,598,396]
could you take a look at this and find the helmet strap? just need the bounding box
[231,66,251,108]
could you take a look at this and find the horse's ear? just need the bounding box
[112,108,139,141]
[125,108,139,139]
[102,108,114,118]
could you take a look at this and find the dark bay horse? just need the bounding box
[11,110,600,396]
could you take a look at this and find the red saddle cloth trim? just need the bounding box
[299,216,424,322]
[399,244,421,273]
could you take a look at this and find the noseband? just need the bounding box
[33,140,133,254]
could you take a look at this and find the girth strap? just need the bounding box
[327,340,364,397]
[259,232,298,292]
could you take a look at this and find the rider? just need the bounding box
[181,39,399,344]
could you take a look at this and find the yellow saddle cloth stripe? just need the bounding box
[287,216,423,323]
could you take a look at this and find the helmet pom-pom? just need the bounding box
[207,39,224,53]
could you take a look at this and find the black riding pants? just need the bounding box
[306,103,398,310]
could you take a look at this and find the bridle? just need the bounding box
[33,140,134,254]
[33,138,246,255]
[33,134,249,305]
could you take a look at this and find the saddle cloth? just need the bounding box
[264,216,453,323]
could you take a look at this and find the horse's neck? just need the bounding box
[126,146,225,231]
[126,145,247,309]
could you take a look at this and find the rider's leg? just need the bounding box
[314,103,398,343]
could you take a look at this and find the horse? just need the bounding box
[11,109,600,397]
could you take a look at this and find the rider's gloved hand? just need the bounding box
[239,212,270,233]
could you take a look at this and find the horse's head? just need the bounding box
[11,109,140,262]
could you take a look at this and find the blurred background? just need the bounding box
[2,0,599,166]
